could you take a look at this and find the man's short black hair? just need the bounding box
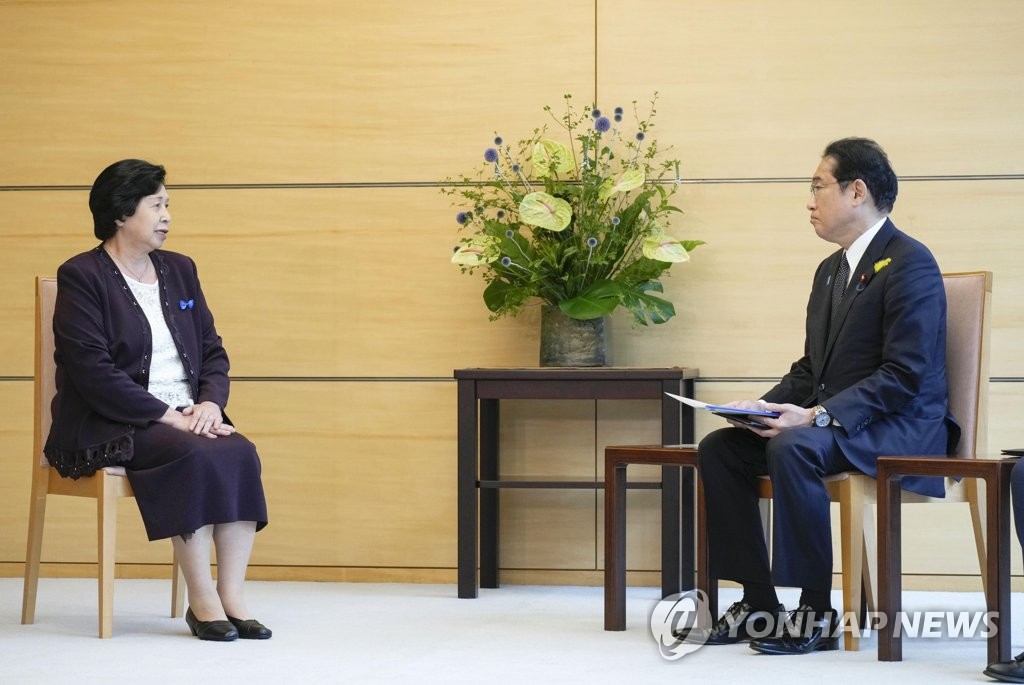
[823,137,898,214]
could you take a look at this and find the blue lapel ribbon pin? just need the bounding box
[179,299,194,310]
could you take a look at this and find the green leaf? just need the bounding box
[620,280,676,326]
[483,278,527,313]
[617,256,670,288]
[559,279,623,319]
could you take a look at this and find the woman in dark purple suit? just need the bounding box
[46,159,270,642]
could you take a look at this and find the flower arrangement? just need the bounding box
[446,93,703,326]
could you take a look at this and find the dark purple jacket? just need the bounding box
[44,246,231,477]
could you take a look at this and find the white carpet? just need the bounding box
[0,578,1015,684]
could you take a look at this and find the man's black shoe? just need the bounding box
[748,604,840,655]
[984,651,1024,683]
[673,600,786,646]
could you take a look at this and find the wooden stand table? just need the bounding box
[456,367,698,599]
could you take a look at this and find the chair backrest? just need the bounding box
[35,277,57,468]
[942,271,992,458]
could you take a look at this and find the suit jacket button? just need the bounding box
[819,383,826,390]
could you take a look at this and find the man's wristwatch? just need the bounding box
[812,405,833,427]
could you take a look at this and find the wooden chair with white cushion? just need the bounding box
[752,270,991,651]
[21,276,185,638]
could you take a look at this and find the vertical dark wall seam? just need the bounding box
[593,0,599,104]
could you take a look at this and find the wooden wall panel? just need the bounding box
[0,187,541,377]
[613,179,1024,378]
[2,0,1022,586]
[0,380,170,565]
[231,381,458,568]
[4,180,1018,378]
[0,381,461,568]
[0,382,35,561]
[0,192,89,377]
[487,400,595,569]
[498,400,595,479]
[175,188,543,377]
[598,0,1024,178]
[500,491,596,570]
[4,376,1022,576]
[0,0,595,186]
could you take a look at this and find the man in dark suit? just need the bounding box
[682,137,958,655]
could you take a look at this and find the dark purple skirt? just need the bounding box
[124,423,268,541]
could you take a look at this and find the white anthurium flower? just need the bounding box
[451,236,501,266]
[598,168,645,201]
[642,232,690,263]
[519,191,572,232]
[532,139,574,178]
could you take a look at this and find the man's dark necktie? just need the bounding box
[831,254,850,318]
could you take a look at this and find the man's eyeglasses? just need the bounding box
[809,181,840,197]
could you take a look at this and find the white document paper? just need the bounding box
[664,392,779,417]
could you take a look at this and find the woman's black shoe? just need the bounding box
[227,616,272,639]
[186,607,239,641]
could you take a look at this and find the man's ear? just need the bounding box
[850,178,870,207]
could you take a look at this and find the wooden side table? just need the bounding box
[604,444,710,631]
[455,367,698,599]
[877,455,1018,663]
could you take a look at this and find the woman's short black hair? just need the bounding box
[89,159,167,240]
[823,138,898,214]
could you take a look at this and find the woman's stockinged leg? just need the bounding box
[171,525,226,621]
[213,520,257,619]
